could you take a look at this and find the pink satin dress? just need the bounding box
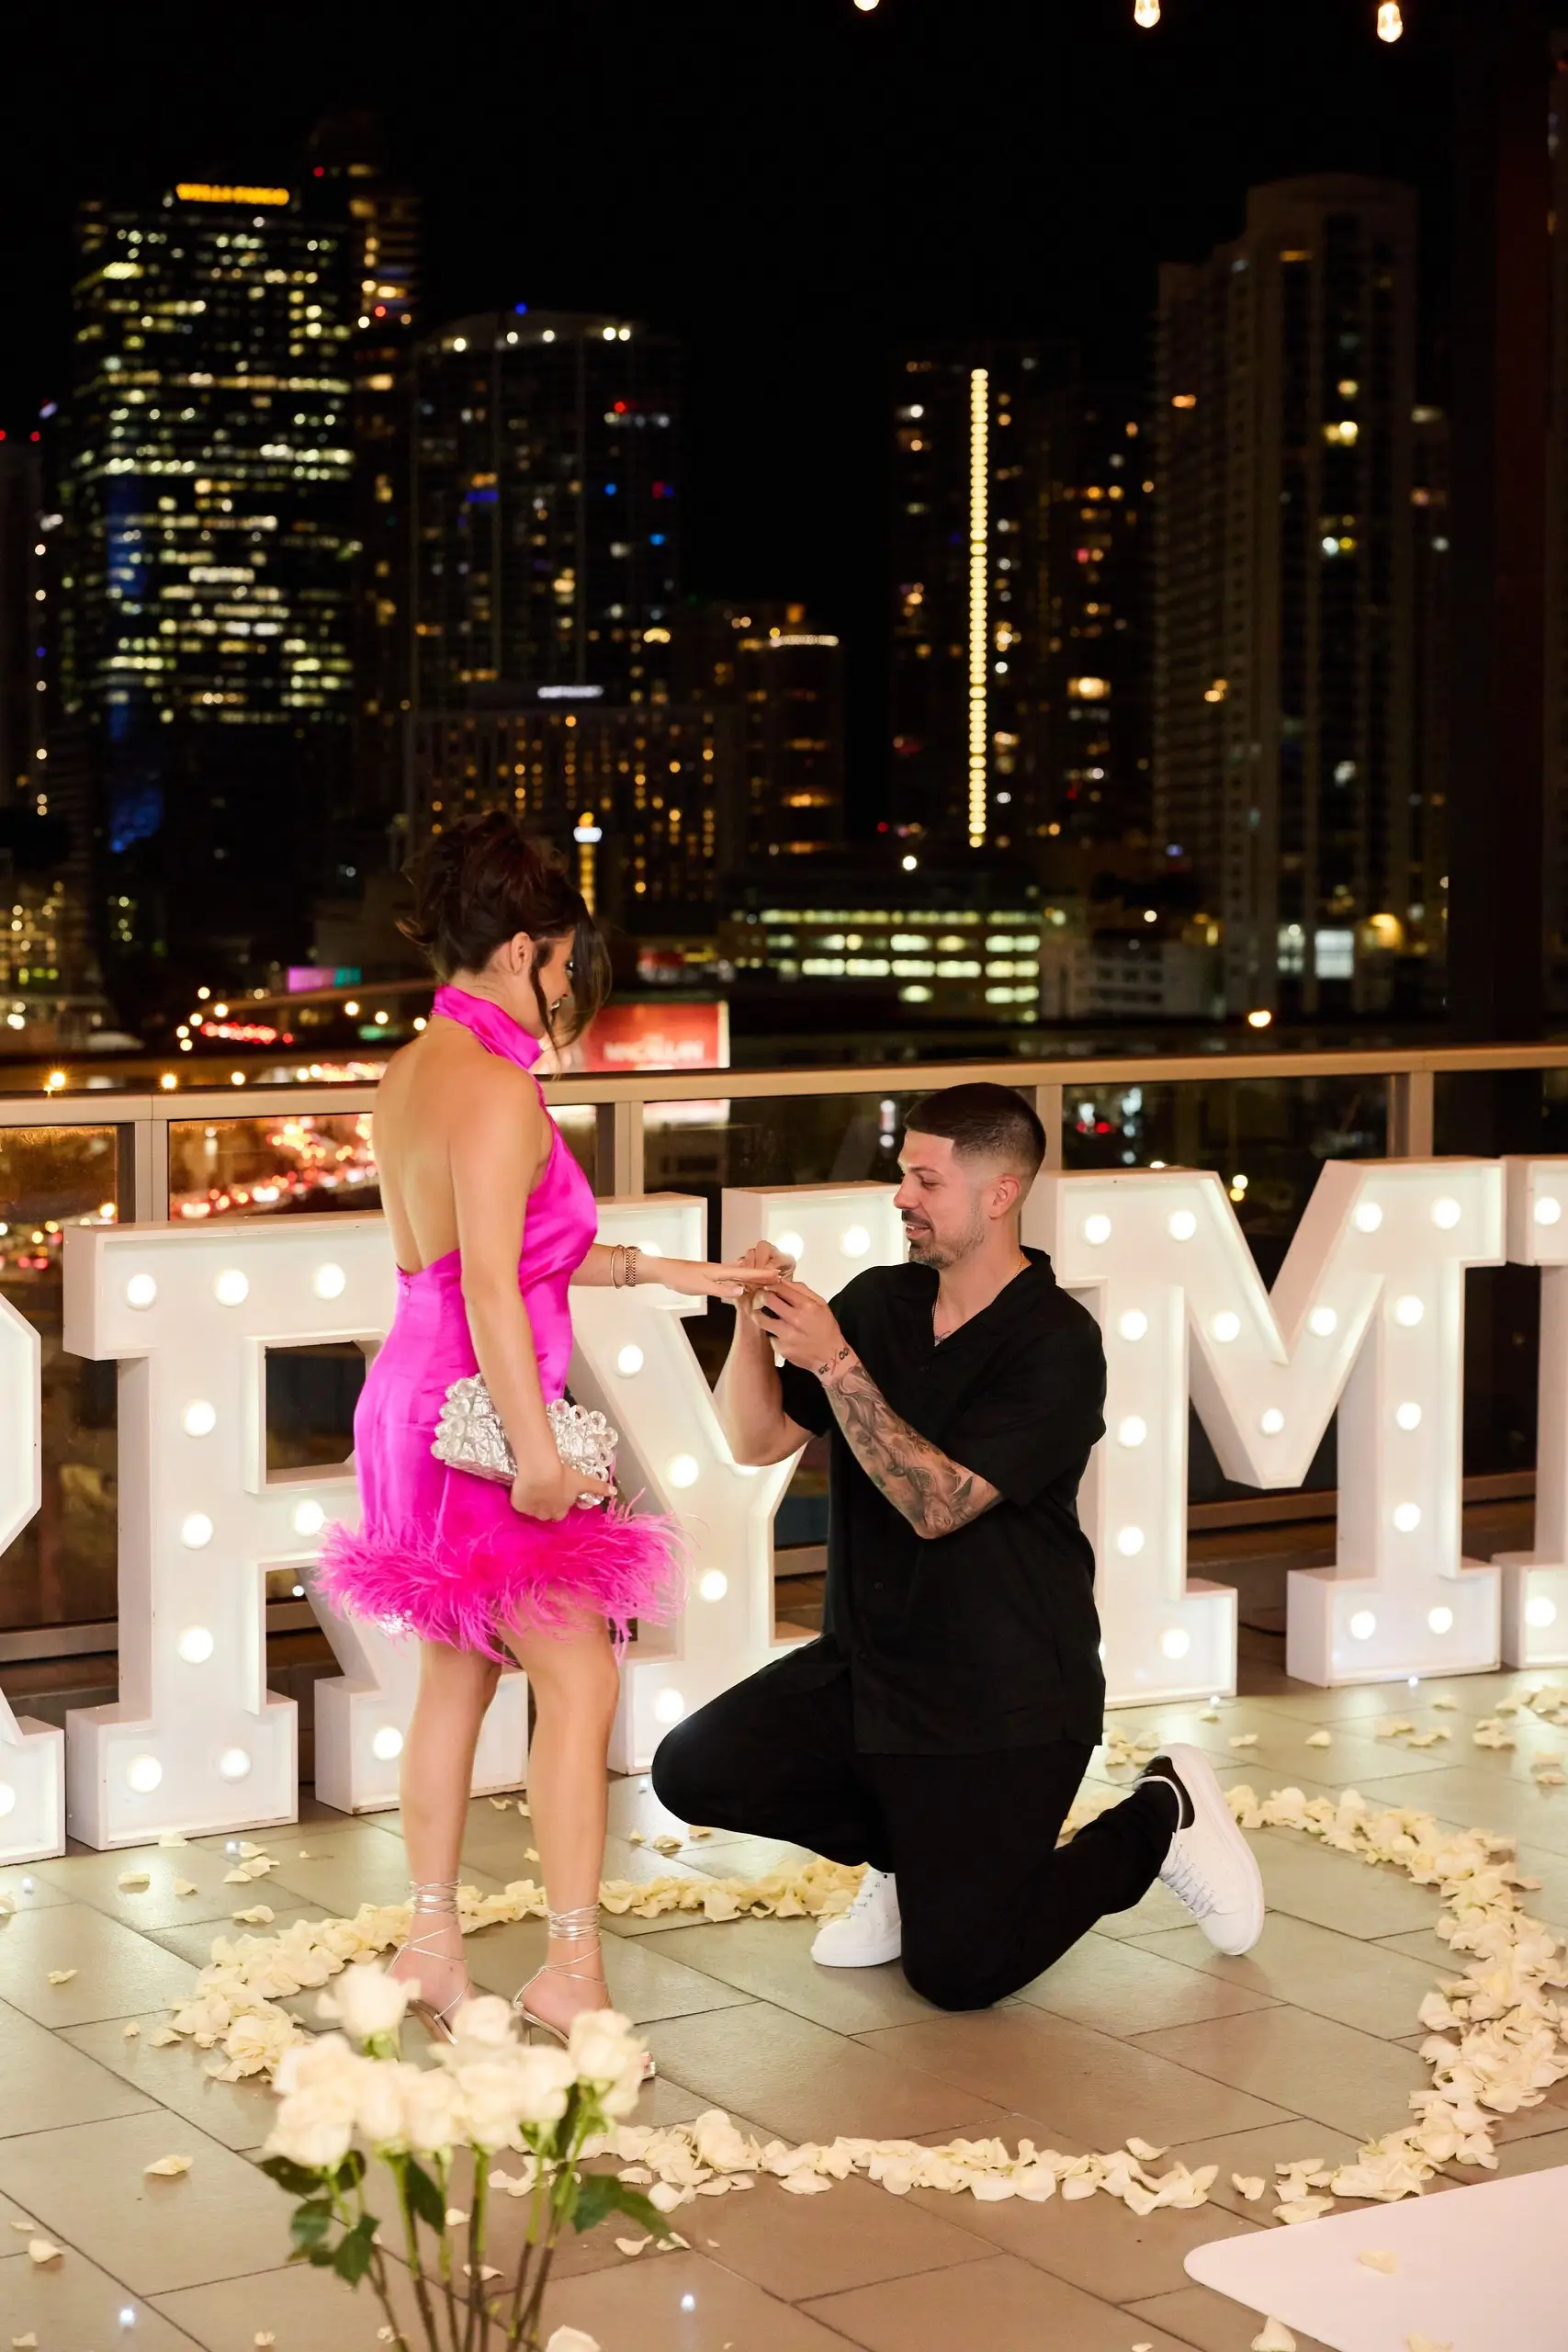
[316,984,681,1657]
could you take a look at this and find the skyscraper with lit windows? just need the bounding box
[1154,176,1419,1016]
[676,600,844,864]
[1037,388,1152,847]
[411,311,680,712]
[888,342,1068,853]
[306,113,421,859]
[62,179,355,977]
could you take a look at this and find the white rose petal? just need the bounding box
[1124,2136,1166,2161]
[1231,2174,1266,2199]
[255,2334,276,2347]
[615,2236,649,2256]
[544,2330,604,2352]
[157,1830,188,1846]
[1358,2247,1398,2273]
[1406,2338,1452,2352]
[1229,1733,1259,1748]
[118,1869,151,1891]
[1251,2324,1295,2352]
[46,1969,76,1985]
[232,1906,275,1927]
[174,1878,199,1896]
[144,2153,193,2177]
[778,2170,832,2194]
[14,2334,39,2349]
[1305,1731,1332,1748]
[27,2239,62,2265]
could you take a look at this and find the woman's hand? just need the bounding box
[643,1255,783,1304]
[511,1459,614,1522]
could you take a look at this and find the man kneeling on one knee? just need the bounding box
[652,1082,1264,2012]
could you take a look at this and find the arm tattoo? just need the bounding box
[824,1356,999,1538]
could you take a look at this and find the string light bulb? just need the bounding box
[1134,0,1160,24]
[1376,1,1403,39]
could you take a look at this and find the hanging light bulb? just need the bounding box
[1134,0,1160,23]
[1376,1,1403,40]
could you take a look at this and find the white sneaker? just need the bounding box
[1147,1743,1265,1956]
[810,1867,901,1968]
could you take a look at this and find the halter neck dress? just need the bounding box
[315,984,681,1657]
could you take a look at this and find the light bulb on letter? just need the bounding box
[615,1344,644,1377]
[176,1626,214,1665]
[214,1269,249,1306]
[182,1399,217,1438]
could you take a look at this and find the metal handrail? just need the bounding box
[1,1035,1562,1666]
[4,1035,1568,1214]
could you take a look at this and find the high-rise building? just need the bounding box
[411,311,680,716]
[1154,177,1419,1015]
[889,342,1071,853]
[676,600,844,864]
[1037,388,1153,847]
[1409,404,1450,1000]
[306,113,421,861]
[61,179,355,978]
[1548,43,1568,1000]
[409,686,741,928]
[0,444,46,808]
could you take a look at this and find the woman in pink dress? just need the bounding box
[318,813,767,2043]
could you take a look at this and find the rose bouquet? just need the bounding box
[260,1962,660,2351]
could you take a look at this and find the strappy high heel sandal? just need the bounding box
[389,1877,473,2046]
[513,1901,656,2080]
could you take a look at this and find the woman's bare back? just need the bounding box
[374,1017,545,1274]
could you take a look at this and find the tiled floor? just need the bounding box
[5,1661,1568,2351]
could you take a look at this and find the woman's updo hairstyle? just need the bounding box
[400,811,610,1044]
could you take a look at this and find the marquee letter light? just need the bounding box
[1495,1158,1568,1667]
[1029,1160,1503,1698]
[62,1214,527,1846]
[0,1289,65,1862]
[568,1192,863,1774]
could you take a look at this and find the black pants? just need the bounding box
[651,1654,1175,2012]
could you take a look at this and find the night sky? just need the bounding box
[0,0,1472,813]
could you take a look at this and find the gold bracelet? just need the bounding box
[626,1244,641,1289]
[610,1244,626,1288]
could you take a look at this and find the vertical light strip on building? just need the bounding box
[967,368,989,846]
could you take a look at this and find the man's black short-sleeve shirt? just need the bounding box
[776,1249,1107,1754]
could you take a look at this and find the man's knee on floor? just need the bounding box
[900,1946,997,2014]
[649,1718,716,1823]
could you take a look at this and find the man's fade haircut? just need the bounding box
[904,1083,1046,1187]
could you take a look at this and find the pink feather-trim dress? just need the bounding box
[315,984,682,1657]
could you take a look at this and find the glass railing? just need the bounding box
[0,1042,1560,1656]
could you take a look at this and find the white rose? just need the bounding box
[274,2031,360,2098]
[355,2059,418,2151]
[449,2059,531,2153]
[512,2044,579,2126]
[402,2065,468,2155]
[544,2332,602,2352]
[568,2007,643,2086]
[265,2085,356,2173]
[316,1962,412,2042]
[446,1994,516,2052]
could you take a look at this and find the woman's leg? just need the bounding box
[502,1610,621,2034]
[389,1637,502,2014]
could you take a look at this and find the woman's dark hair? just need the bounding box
[400,812,610,1043]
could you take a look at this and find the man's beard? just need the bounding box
[903,1207,987,1268]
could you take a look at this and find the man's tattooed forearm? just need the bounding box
[825,1359,998,1537]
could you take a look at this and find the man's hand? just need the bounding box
[753,1277,848,1374]
[736,1239,795,1327]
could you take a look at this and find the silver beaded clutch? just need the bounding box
[432,1378,616,1503]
